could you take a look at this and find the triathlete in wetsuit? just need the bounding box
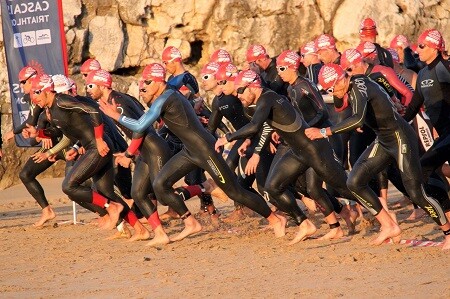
[246,44,289,96]
[28,73,135,232]
[100,63,286,244]
[308,63,450,248]
[215,70,359,244]
[163,47,219,217]
[404,29,450,216]
[205,62,273,222]
[276,50,354,236]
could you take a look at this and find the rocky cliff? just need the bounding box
[1,0,449,189]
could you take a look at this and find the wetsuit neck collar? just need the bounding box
[427,54,442,69]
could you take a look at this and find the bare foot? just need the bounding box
[268,214,287,238]
[105,224,131,240]
[339,205,358,235]
[97,215,110,229]
[145,226,171,247]
[442,235,450,250]
[203,178,229,203]
[170,215,202,242]
[102,202,124,230]
[406,208,427,221]
[222,208,246,223]
[370,224,401,245]
[128,222,151,242]
[33,206,56,227]
[319,227,344,240]
[159,207,179,221]
[289,219,317,245]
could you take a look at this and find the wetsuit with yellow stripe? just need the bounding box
[332,75,447,225]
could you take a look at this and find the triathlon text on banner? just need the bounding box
[1,0,68,147]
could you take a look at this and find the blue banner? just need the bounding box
[1,0,67,147]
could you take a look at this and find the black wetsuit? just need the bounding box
[19,111,66,209]
[226,88,357,225]
[287,76,345,217]
[304,63,323,85]
[404,55,450,212]
[207,93,249,170]
[105,90,171,219]
[118,87,274,218]
[332,75,448,225]
[260,58,289,96]
[46,93,132,220]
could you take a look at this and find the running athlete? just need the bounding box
[358,17,394,68]
[276,50,355,236]
[3,67,42,144]
[161,46,220,219]
[3,66,57,227]
[99,63,286,242]
[307,63,450,248]
[246,44,289,96]
[28,74,137,233]
[389,34,426,73]
[204,61,271,221]
[403,29,450,232]
[300,41,323,84]
[215,63,279,222]
[315,34,353,168]
[387,47,418,89]
[215,70,360,244]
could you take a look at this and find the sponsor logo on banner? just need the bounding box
[36,29,51,45]
[21,31,36,46]
[2,0,67,147]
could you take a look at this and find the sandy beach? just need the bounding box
[0,178,449,298]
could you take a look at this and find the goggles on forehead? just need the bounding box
[20,71,37,85]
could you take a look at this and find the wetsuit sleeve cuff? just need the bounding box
[127,137,144,156]
[94,124,104,139]
[225,133,232,142]
[38,129,50,139]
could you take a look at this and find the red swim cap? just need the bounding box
[210,49,233,64]
[234,70,262,89]
[215,63,239,81]
[200,62,221,75]
[417,29,444,51]
[300,41,317,56]
[318,64,345,90]
[142,63,166,82]
[315,34,336,51]
[80,58,101,74]
[246,45,268,63]
[162,46,182,62]
[276,50,301,69]
[85,69,112,88]
[31,73,54,93]
[18,66,38,82]
[359,18,377,38]
[390,35,409,49]
[356,41,377,59]
[340,48,363,70]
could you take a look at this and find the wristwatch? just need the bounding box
[320,128,327,138]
